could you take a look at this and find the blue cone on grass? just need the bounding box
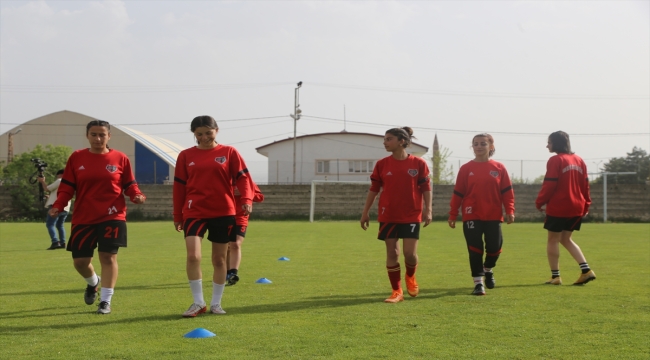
[184,328,216,338]
[256,277,272,284]
[278,257,290,261]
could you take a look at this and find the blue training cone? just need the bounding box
[278,257,290,261]
[256,277,273,284]
[184,328,216,338]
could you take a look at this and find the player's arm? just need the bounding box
[448,166,466,229]
[51,155,76,217]
[581,162,591,216]
[501,166,515,224]
[422,190,432,227]
[536,158,559,212]
[122,157,146,204]
[361,190,379,231]
[232,149,252,215]
[172,152,188,231]
[418,160,432,227]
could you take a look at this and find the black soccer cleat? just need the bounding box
[84,276,101,305]
[96,301,111,314]
[472,283,486,296]
[484,272,495,289]
[227,274,240,286]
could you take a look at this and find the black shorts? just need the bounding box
[68,220,127,258]
[184,216,236,244]
[229,225,247,242]
[377,222,420,241]
[544,215,583,232]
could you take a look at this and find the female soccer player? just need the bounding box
[226,180,264,286]
[448,134,515,296]
[536,131,595,286]
[173,115,253,317]
[360,127,432,303]
[50,120,146,314]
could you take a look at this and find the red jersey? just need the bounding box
[370,154,431,223]
[536,153,591,217]
[449,160,514,222]
[173,145,252,223]
[53,149,144,224]
[235,181,264,226]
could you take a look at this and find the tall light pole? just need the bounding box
[290,81,302,184]
[7,128,22,163]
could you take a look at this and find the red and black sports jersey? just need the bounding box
[370,154,431,223]
[235,181,264,226]
[536,153,591,217]
[53,149,144,224]
[449,160,515,222]
[173,145,252,223]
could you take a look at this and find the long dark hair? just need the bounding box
[548,131,573,154]
[472,133,495,157]
[386,127,415,148]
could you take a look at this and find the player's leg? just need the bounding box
[56,211,68,248]
[45,209,60,249]
[384,237,404,303]
[463,220,486,295]
[402,236,419,297]
[483,221,503,289]
[558,228,595,285]
[227,227,246,286]
[206,217,235,314]
[69,224,101,305]
[96,251,117,314]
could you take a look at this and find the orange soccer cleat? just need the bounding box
[405,275,419,297]
[384,289,404,303]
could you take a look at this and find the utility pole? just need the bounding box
[7,128,22,163]
[289,81,302,184]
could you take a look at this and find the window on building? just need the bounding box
[317,160,330,174]
[348,160,374,173]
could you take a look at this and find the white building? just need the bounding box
[256,132,429,184]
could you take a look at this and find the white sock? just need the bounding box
[473,277,484,285]
[84,274,99,286]
[211,282,225,307]
[189,279,205,306]
[100,288,114,303]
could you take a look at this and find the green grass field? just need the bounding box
[1,221,648,359]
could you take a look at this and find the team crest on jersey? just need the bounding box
[490,171,499,178]
[106,165,118,173]
[215,156,227,164]
[408,169,418,177]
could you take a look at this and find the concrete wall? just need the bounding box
[2,183,648,222]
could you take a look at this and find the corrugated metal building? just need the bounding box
[0,110,184,184]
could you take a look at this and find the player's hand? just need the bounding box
[174,221,183,232]
[132,195,146,204]
[448,219,456,229]
[360,213,370,230]
[242,203,252,216]
[506,214,515,224]
[423,210,432,227]
[538,206,545,213]
[49,207,60,217]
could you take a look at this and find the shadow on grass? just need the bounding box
[0,313,184,334]
[0,283,187,297]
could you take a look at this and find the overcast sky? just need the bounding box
[1,0,648,182]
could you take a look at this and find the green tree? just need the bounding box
[594,147,649,184]
[1,144,73,219]
[430,146,455,185]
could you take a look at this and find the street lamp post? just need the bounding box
[289,81,302,184]
[7,128,22,163]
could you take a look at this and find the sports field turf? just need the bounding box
[1,221,648,359]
